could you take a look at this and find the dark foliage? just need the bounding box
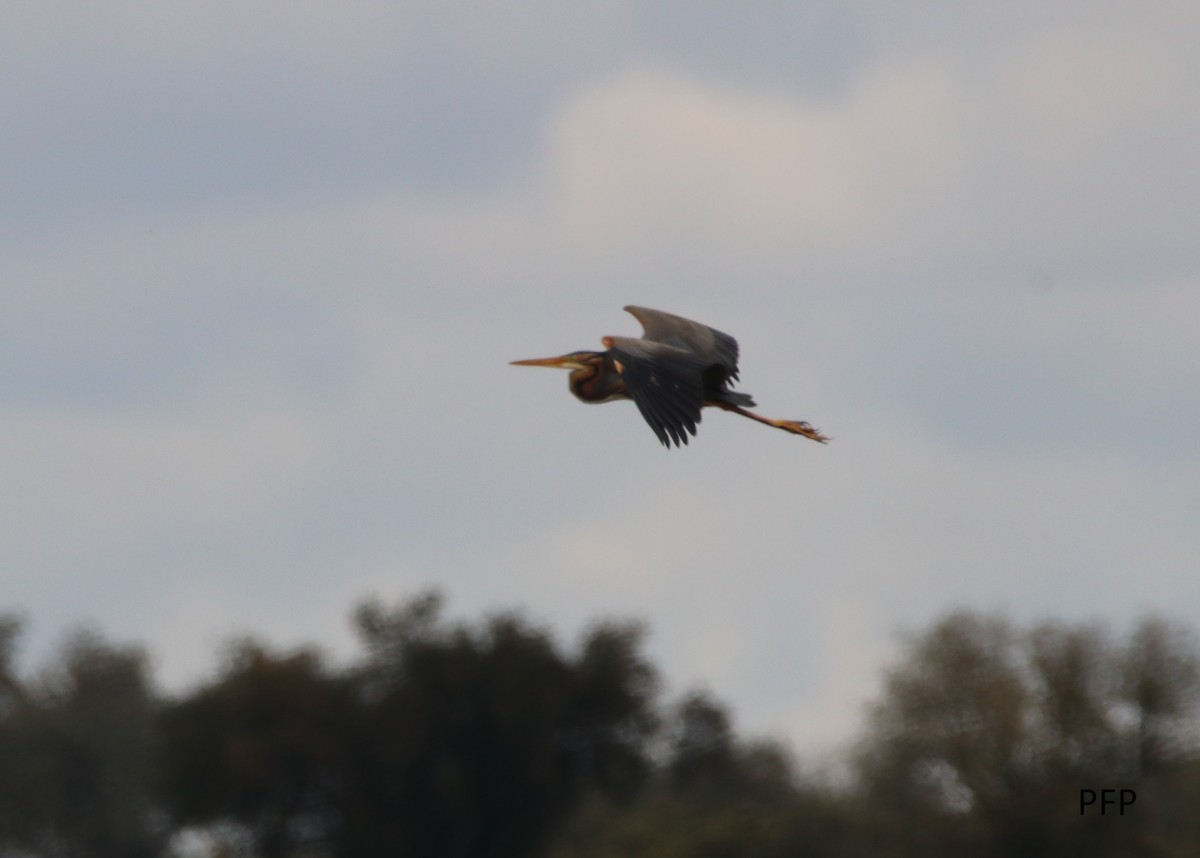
[157,591,658,857]
[159,643,352,858]
[333,592,658,856]
[2,598,1199,858]
[0,618,165,857]
[854,610,1200,858]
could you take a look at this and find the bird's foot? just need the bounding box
[776,420,830,443]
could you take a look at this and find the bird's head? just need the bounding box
[510,351,604,371]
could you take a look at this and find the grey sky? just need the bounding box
[4,2,1199,756]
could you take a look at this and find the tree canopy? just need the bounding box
[1,598,1198,857]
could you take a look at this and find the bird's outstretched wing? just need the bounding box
[604,335,705,447]
[624,305,741,383]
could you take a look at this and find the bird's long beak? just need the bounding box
[510,355,577,369]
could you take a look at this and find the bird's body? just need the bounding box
[512,306,828,447]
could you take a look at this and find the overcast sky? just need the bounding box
[4,2,1199,757]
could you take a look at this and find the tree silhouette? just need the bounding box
[855,611,1200,858]
[159,642,350,858]
[159,590,660,857]
[4,596,1200,857]
[0,623,163,857]
[550,690,861,858]
[335,591,658,857]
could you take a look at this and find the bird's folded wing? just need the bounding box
[605,336,705,447]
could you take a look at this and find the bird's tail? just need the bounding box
[709,389,756,408]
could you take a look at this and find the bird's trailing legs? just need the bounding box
[706,400,830,443]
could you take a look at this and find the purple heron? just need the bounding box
[511,306,829,448]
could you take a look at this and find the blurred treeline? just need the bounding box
[2,594,1199,858]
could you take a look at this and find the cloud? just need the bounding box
[0,406,326,572]
[536,63,970,284]
[370,28,1200,310]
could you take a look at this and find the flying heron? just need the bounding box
[511,306,829,447]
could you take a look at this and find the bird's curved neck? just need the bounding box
[569,355,625,403]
